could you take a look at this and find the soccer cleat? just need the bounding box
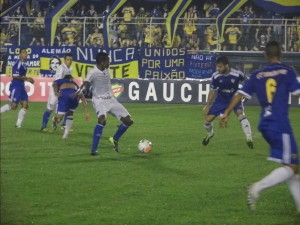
[41,128,53,133]
[109,137,119,152]
[15,125,22,128]
[91,151,99,156]
[61,126,74,132]
[202,134,214,146]
[247,139,254,149]
[247,184,260,211]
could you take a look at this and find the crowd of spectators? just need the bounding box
[1,0,299,52]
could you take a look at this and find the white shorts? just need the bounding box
[92,96,130,120]
[47,87,58,111]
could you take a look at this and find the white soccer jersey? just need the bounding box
[54,63,73,80]
[85,66,113,98]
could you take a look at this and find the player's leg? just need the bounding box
[90,99,107,156]
[235,106,253,149]
[62,110,74,139]
[109,99,133,152]
[1,87,19,113]
[41,93,57,131]
[53,97,67,130]
[247,130,298,211]
[15,87,30,128]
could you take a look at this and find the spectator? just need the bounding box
[183,19,197,39]
[252,27,271,51]
[61,23,78,45]
[162,33,181,48]
[225,24,242,51]
[209,3,220,18]
[151,6,162,23]
[102,5,110,18]
[87,4,97,18]
[239,6,255,50]
[144,24,156,47]
[122,2,135,23]
[76,5,87,17]
[85,28,104,47]
[184,6,197,25]
[189,33,200,50]
[203,3,213,18]
[163,4,169,18]
[135,7,148,42]
[273,13,284,42]
[205,24,218,50]
[118,20,128,40]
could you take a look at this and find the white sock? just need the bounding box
[238,115,252,140]
[204,121,213,136]
[63,117,73,139]
[16,108,27,127]
[0,104,12,114]
[253,166,294,194]
[287,174,300,212]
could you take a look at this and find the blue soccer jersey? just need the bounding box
[238,63,300,133]
[11,60,28,86]
[211,68,247,104]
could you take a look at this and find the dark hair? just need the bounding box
[96,52,109,64]
[216,56,229,65]
[63,74,73,80]
[265,41,281,58]
[19,48,27,54]
[64,53,73,59]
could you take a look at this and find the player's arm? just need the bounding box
[13,75,34,83]
[12,63,34,83]
[52,81,60,97]
[203,89,217,115]
[79,93,90,121]
[220,93,244,128]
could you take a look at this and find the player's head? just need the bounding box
[19,48,28,61]
[265,41,281,62]
[49,56,62,73]
[64,53,73,67]
[216,56,229,74]
[96,52,109,69]
[63,74,73,80]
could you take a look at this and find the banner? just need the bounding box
[186,54,216,79]
[139,48,186,79]
[0,77,82,102]
[6,46,139,79]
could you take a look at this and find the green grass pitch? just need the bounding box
[1,102,300,225]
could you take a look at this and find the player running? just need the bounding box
[76,52,133,156]
[52,74,90,139]
[41,53,73,132]
[0,48,34,127]
[220,41,300,212]
[202,56,253,148]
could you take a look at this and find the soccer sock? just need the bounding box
[204,121,213,136]
[0,104,12,114]
[16,108,27,127]
[62,114,67,126]
[91,124,104,152]
[63,116,74,139]
[287,174,300,211]
[238,115,252,140]
[42,110,52,129]
[253,166,294,194]
[113,124,129,141]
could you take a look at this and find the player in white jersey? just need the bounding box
[41,53,73,132]
[77,52,133,156]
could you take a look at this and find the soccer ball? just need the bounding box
[138,139,153,153]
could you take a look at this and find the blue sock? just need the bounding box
[91,124,104,152]
[113,124,129,141]
[62,114,67,126]
[42,110,52,129]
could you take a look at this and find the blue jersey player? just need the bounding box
[52,75,90,139]
[202,56,253,148]
[0,48,34,127]
[220,41,300,212]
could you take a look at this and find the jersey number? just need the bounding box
[266,78,277,103]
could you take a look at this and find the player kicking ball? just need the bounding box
[76,52,133,156]
[220,41,300,212]
[202,56,253,148]
[52,75,89,139]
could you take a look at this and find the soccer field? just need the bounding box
[1,102,300,225]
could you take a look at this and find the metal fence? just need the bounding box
[1,16,299,52]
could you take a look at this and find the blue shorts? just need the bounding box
[208,101,244,116]
[57,95,79,114]
[262,129,299,165]
[9,84,28,104]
